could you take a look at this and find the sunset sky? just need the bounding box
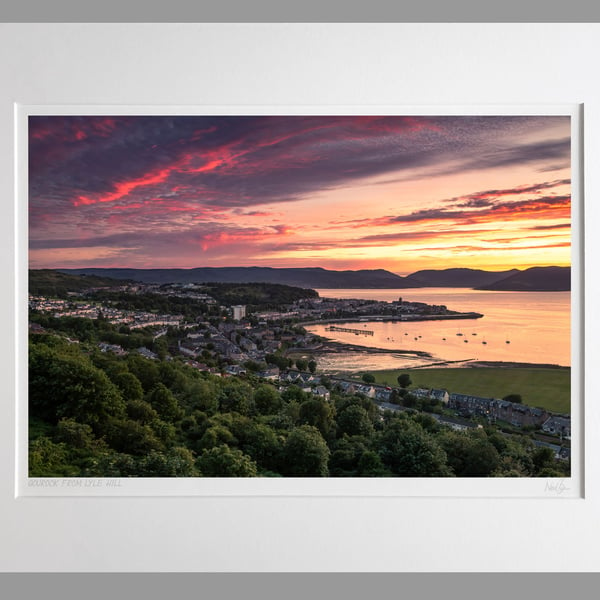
[28,115,571,275]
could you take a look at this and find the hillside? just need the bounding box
[476,266,571,291]
[29,269,134,297]
[59,266,409,289]
[52,265,572,291]
[403,268,519,288]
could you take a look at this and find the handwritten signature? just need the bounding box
[544,479,570,495]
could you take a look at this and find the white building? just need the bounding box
[232,305,246,320]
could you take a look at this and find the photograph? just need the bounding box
[27,113,572,480]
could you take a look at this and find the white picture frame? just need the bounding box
[16,102,581,499]
[1,22,599,572]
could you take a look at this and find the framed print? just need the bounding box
[17,105,581,499]
[2,23,599,572]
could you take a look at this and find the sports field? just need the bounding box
[368,367,571,414]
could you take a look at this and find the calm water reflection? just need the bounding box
[307,288,571,369]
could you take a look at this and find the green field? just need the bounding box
[368,367,571,414]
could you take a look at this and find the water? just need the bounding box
[307,288,571,371]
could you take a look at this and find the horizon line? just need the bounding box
[29,264,572,274]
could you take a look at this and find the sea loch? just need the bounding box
[306,288,571,371]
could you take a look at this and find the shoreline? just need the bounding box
[301,312,483,327]
[308,339,432,358]
[297,340,569,370]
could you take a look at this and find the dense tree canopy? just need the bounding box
[28,328,569,479]
[29,343,126,431]
[197,445,258,477]
[282,425,330,477]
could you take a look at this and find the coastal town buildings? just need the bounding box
[232,305,246,320]
[28,284,571,447]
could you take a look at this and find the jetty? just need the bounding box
[326,325,374,336]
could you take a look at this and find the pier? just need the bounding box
[326,325,374,336]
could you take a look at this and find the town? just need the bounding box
[28,278,570,465]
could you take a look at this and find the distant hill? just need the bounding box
[54,265,572,291]
[476,266,571,291]
[403,268,520,288]
[29,269,134,297]
[58,266,410,289]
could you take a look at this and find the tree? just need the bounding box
[254,384,282,415]
[218,381,255,415]
[54,418,99,450]
[413,413,440,434]
[265,353,290,371]
[438,431,473,476]
[532,446,557,474]
[281,385,309,404]
[361,373,375,384]
[153,336,169,360]
[397,373,412,388]
[29,437,76,477]
[158,361,179,388]
[126,353,161,392]
[298,397,336,438]
[295,358,308,371]
[113,372,144,403]
[357,450,389,477]
[335,394,378,422]
[503,394,523,404]
[308,360,317,374]
[230,419,282,472]
[378,422,451,477]
[29,343,126,432]
[243,359,266,373]
[179,379,219,415]
[336,405,374,438]
[461,438,500,476]
[135,448,198,477]
[439,430,501,477]
[328,437,367,476]
[282,425,330,476]
[146,383,184,422]
[126,399,159,424]
[105,418,165,456]
[197,445,258,477]
[198,425,237,451]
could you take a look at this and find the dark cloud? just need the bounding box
[416,241,571,253]
[356,228,497,244]
[29,221,289,251]
[460,138,570,172]
[447,179,571,208]
[351,194,571,228]
[29,115,571,218]
[530,223,571,231]
[456,198,496,208]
